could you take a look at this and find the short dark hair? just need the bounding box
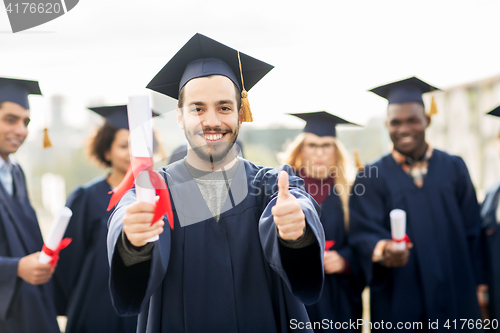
[87,122,118,168]
[177,75,242,111]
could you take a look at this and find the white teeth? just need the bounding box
[204,134,223,141]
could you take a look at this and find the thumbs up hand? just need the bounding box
[271,171,306,241]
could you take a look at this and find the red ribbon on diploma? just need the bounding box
[107,156,174,230]
[325,240,336,251]
[42,237,72,269]
[392,234,411,243]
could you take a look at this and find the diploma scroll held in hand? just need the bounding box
[39,207,73,268]
[107,96,174,237]
[130,95,158,242]
[106,95,174,243]
[390,209,409,251]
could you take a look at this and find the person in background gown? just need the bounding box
[480,105,500,331]
[349,77,486,332]
[0,77,60,333]
[54,105,160,333]
[281,111,364,332]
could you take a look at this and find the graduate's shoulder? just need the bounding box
[355,153,392,180]
[156,158,184,177]
[10,158,25,173]
[364,152,392,168]
[157,158,300,189]
[81,176,109,189]
[245,160,299,185]
[10,159,28,181]
[66,176,109,204]
[75,176,109,194]
[484,180,500,200]
[432,148,464,163]
[432,148,471,172]
[158,158,271,178]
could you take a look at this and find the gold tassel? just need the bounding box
[237,51,253,122]
[240,90,253,122]
[353,149,364,172]
[43,128,52,148]
[428,95,438,116]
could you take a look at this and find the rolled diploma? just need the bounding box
[390,209,407,251]
[128,95,158,242]
[39,207,73,264]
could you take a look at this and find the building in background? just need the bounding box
[427,74,500,199]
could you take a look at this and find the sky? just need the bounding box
[2,0,500,134]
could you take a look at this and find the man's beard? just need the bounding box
[185,124,239,164]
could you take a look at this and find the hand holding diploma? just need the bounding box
[390,209,409,250]
[18,252,52,285]
[380,209,413,267]
[38,206,73,268]
[122,201,165,247]
[107,95,174,244]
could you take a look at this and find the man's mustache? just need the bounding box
[194,127,233,135]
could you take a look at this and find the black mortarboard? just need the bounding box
[289,111,360,137]
[487,105,500,118]
[88,105,159,130]
[0,77,42,109]
[146,33,273,122]
[147,33,273,100]
[369,76,440,105]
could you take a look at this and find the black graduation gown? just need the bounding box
[305,189,364,332]
[480,181,500,330]
[53,177,137,333]
[349,149,483,332]
[107,159,325,333]
[0,164,60,333]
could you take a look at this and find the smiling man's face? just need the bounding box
[0,101,30,161]
[386,102,430,158]
[177,75,241,166]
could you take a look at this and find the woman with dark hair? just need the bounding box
[281,111,364,332]
[54,105,159,333]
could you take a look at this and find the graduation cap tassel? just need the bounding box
[353,149,364,172]
[42,99,52,148]
[237,51,253,122]
[428,92,438,117]
[43,128,52,148]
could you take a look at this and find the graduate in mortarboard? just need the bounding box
[106,33,325,333]
[480,105,500,329]
[0,77,60,333]
[53,105,164,332]
[281,111,364,332]
[348,77,485,331]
